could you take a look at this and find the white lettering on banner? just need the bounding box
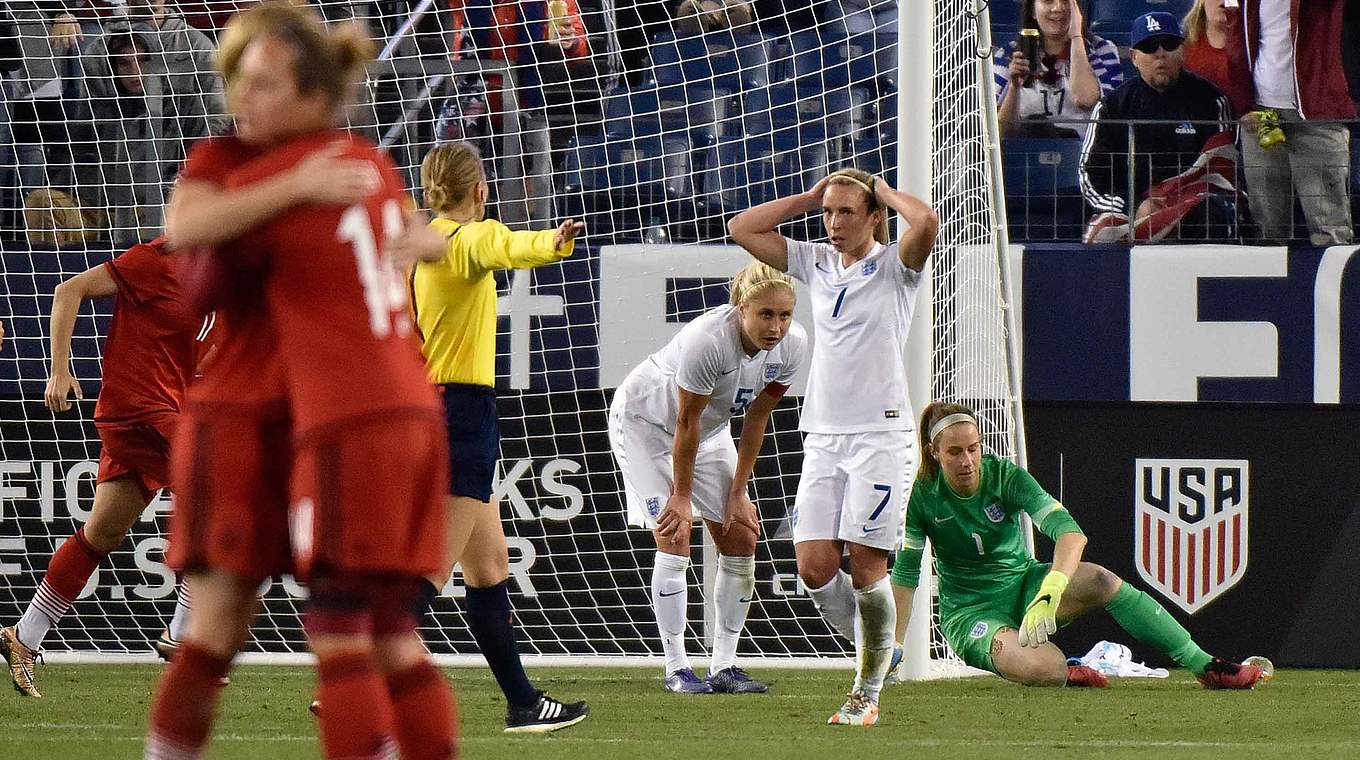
[64,460,99,523]
[1129,246,1288,401]
[1134,458,1249,614]
[0,538,25,577]
[598,244,814,393]
[1313,246,1360,403]
[442,536,539,598]
[770,573,809,598]
[493,458,584,521]
[0,461,25,523]
[133,537,175,599]
[496,269,565,390]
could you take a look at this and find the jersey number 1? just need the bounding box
[338,200,409,339]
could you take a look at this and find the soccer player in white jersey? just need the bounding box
[609,262,808,694]
[728,167,939,726]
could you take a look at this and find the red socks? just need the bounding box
[386,661,459,760]
[315,651,395,759]
[145,644,231,759]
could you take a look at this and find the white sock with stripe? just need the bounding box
[168,581,193,642]
[16,579,73,650]
[710,554,755,673]
[651,551,691,675]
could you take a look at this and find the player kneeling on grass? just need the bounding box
[888,402,1263,690]
[608,263,806,694]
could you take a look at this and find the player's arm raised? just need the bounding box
[727,176,830,271]
[657,387,707,543]
[45,264,119,412]
[165,143,377,250]
[722,383,787,536]
[872,177,939,273]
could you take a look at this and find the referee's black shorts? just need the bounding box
[440,382,499,502]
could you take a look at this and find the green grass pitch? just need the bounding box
[0,665,1357,759]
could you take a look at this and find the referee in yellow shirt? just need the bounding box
[395,141,587,733]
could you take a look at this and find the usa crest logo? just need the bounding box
[763,363,780,381]
[1134,459,1248,614]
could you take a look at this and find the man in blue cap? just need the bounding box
[1078,11,1237,241]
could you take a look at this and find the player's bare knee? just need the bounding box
[712,524,756,556]
[796,556,837,589]
[846,546,889,589]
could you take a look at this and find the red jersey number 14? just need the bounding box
[337,199,410,339]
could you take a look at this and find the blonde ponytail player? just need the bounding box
[609,262,807,694]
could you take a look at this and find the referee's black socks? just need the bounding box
[465,580,539,708]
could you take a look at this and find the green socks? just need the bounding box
[1104,581,1214,675]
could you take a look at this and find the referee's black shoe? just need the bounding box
[504,692,590,733]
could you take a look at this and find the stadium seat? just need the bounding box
[1088,0,1194,46]
[1000,137,1087,241]
[705,134,779,211]
[989,0,1023,42]
[706,31,771,90]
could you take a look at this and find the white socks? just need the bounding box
[853,576,897,702]
[651,551,691,675]
[168,581,193,641]
[16,579,69,651]
[710,554,755,673]
[807,570,857,643]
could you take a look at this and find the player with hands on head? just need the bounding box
[888,402,1265,690]
[392,140,588,734]
[1,238,209,698]
[608,262,807,695]
[728,168,938,726]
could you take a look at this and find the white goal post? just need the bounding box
[0,0,1022,674]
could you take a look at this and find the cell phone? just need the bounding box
[1018,28,1040,87]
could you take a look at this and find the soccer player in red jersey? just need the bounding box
[145,4,456,760]
[0,237,211,698]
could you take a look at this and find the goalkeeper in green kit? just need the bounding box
[887,402,1263,689]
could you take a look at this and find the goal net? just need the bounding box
[0,0,1018,672]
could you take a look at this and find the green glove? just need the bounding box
[1019,570,1069,647]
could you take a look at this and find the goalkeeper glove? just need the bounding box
[1019,569,1069,647]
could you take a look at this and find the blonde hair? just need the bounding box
[917,401,979,483]
[217,1,375,107]
[1183,0,1207,45]
[729,261,794,307]
[421,141,487,216]
[23,189,96,246]
[826,167,889,244]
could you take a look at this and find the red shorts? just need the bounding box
[95,418,176,501]
[165,405,293,580]
[289,415,447,581]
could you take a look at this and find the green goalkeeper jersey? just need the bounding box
[891,455,1083,615]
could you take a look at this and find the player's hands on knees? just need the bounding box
[1019,569,1069,647]
[387,210,447,265]
[45,370,83,413]
[656,493,694,541]
[722,493,760,537]
[554,219,585,251]
[289,142,380,206]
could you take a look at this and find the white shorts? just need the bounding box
[792,430,914,551]
[608,394,737,529]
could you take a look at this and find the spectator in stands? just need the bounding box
[108,0,227,143]
[3,4,91,201]
[23,187,97,246]
[995,0,1122,140]
[674,0,754,35]
[1222,0,1354,246]
[1181,0,1240,111]
[1079,12,1236,242]
[72,27,169,246]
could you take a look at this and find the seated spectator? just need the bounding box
[111,0,227,143]
[674,0,754,35]
[1222,0,1354,245]
[23,187,97,246]
[1079,12,1238,242]
[1181,0,1240,111]
[994,0,1122,140]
